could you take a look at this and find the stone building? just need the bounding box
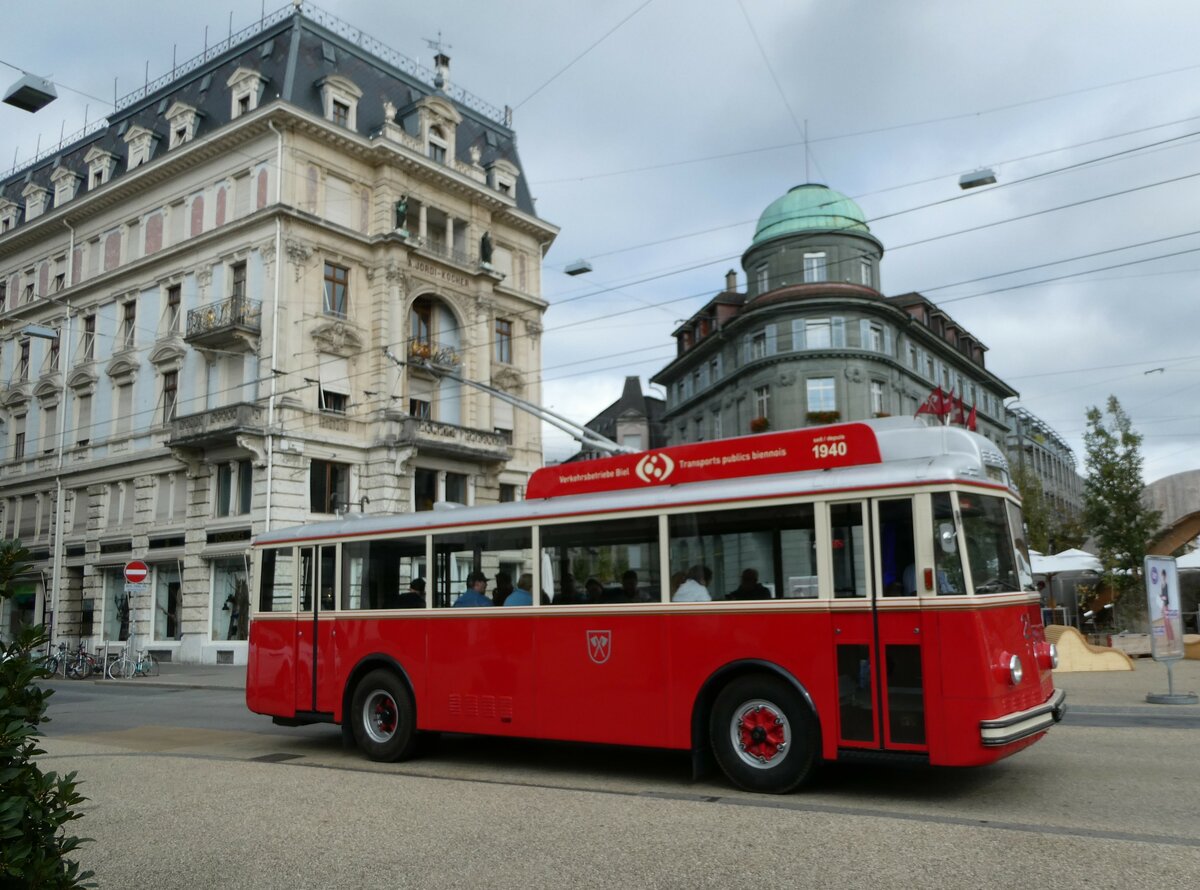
[1005,405,1083,520]
[0,5,557,661]
[563,375,666,462]
[652,183,1016,448]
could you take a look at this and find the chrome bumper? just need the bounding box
[980,688,1067,747]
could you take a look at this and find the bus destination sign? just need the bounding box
[528,423,882,499]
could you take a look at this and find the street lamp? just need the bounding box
[959,168,997,190]
[3,71,57,112]
[564,259,593,276]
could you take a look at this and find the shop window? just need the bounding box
[154,564,182,641]
[211,557,249,641]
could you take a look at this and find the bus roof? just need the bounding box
[253,418,1010,547]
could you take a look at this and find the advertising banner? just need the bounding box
[1144,556,1184,662]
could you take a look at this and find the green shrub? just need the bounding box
[0,539,92,888]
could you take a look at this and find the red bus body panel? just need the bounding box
[248,596,1055,768]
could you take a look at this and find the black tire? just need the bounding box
[709,674,818,794]
[66,656,88,680]
[350,669,418,762]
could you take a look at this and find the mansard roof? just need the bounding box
[0,5,535,225]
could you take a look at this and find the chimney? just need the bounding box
[725,269,737,292]
[434,52,450,90]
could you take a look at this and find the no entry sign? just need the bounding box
[124,560,149,585]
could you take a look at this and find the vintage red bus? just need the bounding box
[246,418,1065,793]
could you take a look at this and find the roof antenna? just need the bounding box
[804,119,809,184]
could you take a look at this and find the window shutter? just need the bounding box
[318,355,350,395]
[766,323,778,355]
[792,319,805,350]
[883,325,893,356]
[742,336,751,365]
[859,319,870,349]
[831,317,845,347]
[493,397,514,431]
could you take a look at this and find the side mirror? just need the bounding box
[939,523,957,554]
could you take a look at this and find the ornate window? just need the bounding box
[317,75,362,130]
[166,102,201,148]
[21,183,49,221]
[84,147,117,189]
[226,67,266,118]
[123,125,158,170]
[51,165,81,207]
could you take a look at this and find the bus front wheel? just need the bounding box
[710,675,817,794]
[350,669,417,762]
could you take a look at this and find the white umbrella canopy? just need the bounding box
[1031,549,1103,575]
[1176,550,1200,569]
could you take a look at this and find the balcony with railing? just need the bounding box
[185,297,262,351]
[392,416,510,462]
[167,402,265,449]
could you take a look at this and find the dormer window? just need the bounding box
[123,125,158,170]
[486,158,520,197]
[415,95,461,166]
[21,183,49,221]
[427,126,447,163]
[0,199,17,232]
[317,74,361,131]
[84,146,116,189]
[51,165,81,207]
[227,67,266,118]
[165,101,201,148]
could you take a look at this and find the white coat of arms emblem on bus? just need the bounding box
[635,453,675,484]
[587,630,612,664]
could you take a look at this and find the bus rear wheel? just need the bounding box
[710,675,817,794]
[350,669,417,762]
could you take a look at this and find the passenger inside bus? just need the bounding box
[493,571,514,606]
[396,578,426,608]
[453,571,493,607]
[726,568,771,600]
[672,565,711,602]
[503,573,534,607]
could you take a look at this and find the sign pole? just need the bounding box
[1143,555,1198,705]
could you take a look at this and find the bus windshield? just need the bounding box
[960,493,1021,594]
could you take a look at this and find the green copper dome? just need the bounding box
[752,184,870,246]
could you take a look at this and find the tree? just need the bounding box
[1082,397,1161,605]
[1011,464,1086,554]
[0,538,93,888]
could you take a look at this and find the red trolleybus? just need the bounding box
[246,418,1065,793]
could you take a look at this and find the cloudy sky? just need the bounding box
[5,0,1200,482]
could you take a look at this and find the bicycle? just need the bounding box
[39,642,70,679]
[106,639,160,679]
[65,642,99,680]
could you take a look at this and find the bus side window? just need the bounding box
[829,502,868,598]
[541,516,660,604]
[433,526,533,608]
[341,538,426,610]
[258,548,296,612]
[877,499,916,597]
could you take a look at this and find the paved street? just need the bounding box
[36,661,1200,889]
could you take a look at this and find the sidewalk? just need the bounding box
[1051,656,1200,709]
[96,661,247,691]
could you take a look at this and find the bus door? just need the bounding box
[872,497,928,751]
[829,497,928,752]
[295,544,338,715]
